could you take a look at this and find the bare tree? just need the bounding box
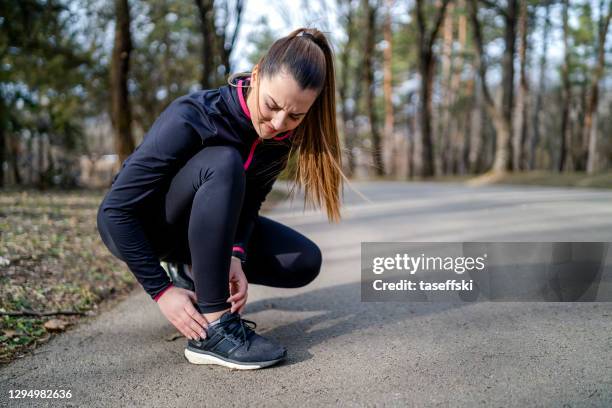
[382,0,395,176]
[194,0,215,89]
[217,0,244,80]
[415,0,451,177]
[0,103,4,188]
[469,0,517,174]
[110,0,135,164]
[559,0,571,172]
[362,0,384,176]
[194,0,244,88]
[338,0,357,177]
[530,1,551,171]
[349,7,365,178]
[438,1,454,175]
[585,0,612,174]
[450,0,468,174]
[512,0,529,171]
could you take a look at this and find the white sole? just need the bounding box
[184,348,283,370]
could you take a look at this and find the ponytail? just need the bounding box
[252,28,345,222]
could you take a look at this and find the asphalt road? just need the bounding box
[2,181,612,407]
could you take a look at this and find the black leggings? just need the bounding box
[103,146,322,313]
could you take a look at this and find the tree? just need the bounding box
[469,0,518,174]
[194,0,244,89]
[585,0,611,173]
[559,0,571,171]
[0,0,91,187]
[129,0,201,132]
[362,0,385,176]
[415,0,451,177]
[110,0,135,164]
[382,0,396,176]
[530,1,551,171]
[337,0,358,177]
[512,0,530,171]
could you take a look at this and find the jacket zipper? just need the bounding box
[243,138,261,171]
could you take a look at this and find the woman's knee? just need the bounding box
[293,242,322,287]
[193,146,244,186]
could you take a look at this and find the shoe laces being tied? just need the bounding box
[216,313,257,350]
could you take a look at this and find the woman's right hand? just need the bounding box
[156,286,208,340]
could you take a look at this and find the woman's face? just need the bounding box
[247,67,319,139]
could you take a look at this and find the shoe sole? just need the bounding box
[184,348,286,370]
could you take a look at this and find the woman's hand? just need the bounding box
[227,257,248,314]
[157,286,208,340]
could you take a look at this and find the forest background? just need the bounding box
[3,0,612,188]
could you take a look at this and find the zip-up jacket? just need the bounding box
[97,75,293,300]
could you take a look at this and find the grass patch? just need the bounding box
[357,171,612,189]
[0,186,291,365]
[472,170,612,189]
[0,190,135,364]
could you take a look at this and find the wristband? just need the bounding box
[232,246,247,262]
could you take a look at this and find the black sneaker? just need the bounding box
[184,311,287,370]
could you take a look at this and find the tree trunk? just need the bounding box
[530,2,550,171]
[418,52,435,177]
[383,0,395,176]
[512,0,529,172]
[501,0,517,152]
[47,136,55,184]
[27,136,33,184]
[0,110,4,188]
[363,0,384,176]
[339,0,356,178]
[9,133,21,185]
[451,0,468,174]
[470,0,515,174]
[585,2,611,174]
[559,0,571,172]
[110,0,135,164]
[349,30,364,178]
[439,2,454,175]
[37,134,45,189]
[416,0,451,177]
[195,0,215,89]
[219,0,244,83]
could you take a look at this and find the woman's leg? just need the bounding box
[164,145,245,317]
[243,216,322,288]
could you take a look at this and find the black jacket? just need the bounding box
[97,75,293,299]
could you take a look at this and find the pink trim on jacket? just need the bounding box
[243,138,260,170]
[153,283,174,302]
[237,79,251,119]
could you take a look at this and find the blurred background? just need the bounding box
[2,0,611,189]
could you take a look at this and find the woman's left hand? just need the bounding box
[227,257,248,314]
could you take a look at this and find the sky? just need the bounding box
[229,0,612,90]
[231,0,343,72]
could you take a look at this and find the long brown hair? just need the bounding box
[231,28,345,222]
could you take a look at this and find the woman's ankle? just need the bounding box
[203,308,231,324]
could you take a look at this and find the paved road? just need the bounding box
[2,182,612,407]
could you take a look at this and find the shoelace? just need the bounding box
[216,314,257,351]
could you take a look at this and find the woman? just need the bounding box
[97,28,344,370]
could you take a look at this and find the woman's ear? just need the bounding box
[251,64,258,82]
